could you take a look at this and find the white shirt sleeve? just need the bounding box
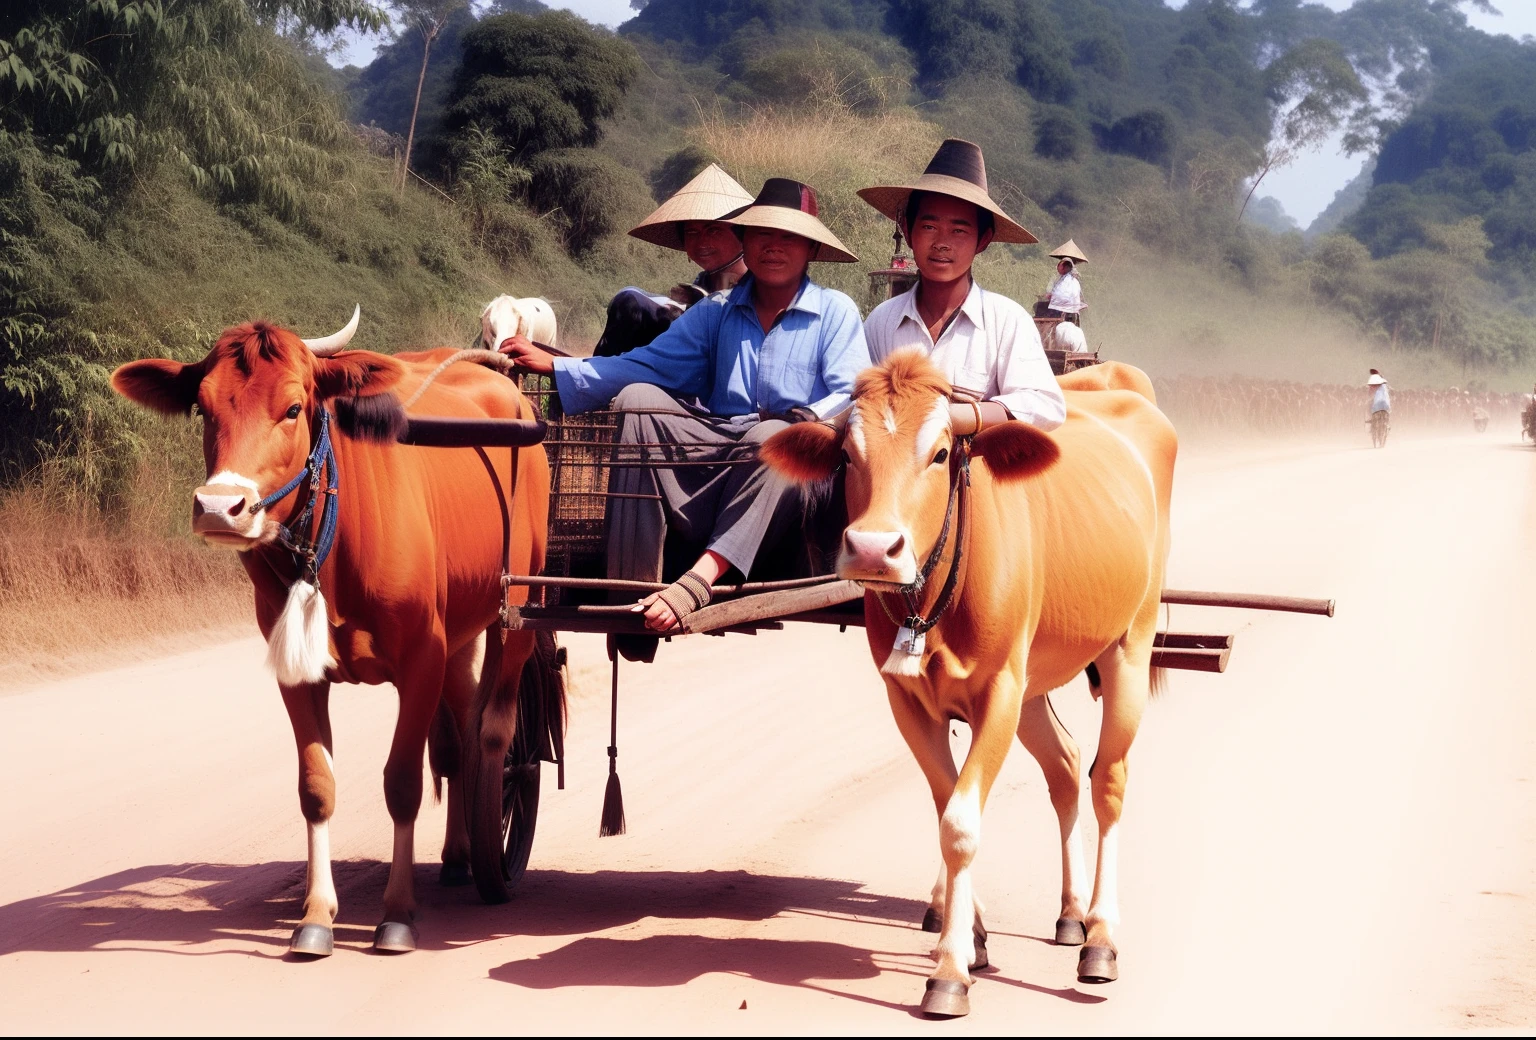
[989,295,1066,431]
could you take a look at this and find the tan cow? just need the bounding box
[761,350,1177,1017]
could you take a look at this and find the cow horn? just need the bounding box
[820,403,854,433]
[302,305,360,356]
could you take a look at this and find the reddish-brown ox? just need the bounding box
[111,315,551,956]
[762,353,1177,1017]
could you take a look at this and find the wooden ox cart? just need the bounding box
[426,361,1333,905]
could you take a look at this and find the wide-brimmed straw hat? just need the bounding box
[629,163,755,250]
[1050,239,1088,264]
[722,178,858,263]
[857,139,1037,245]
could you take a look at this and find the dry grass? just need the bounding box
[689,103,944,305]
[0,446,251,690]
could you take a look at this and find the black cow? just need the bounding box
[593,288,684,358]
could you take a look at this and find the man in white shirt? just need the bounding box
[858,139,1065,431]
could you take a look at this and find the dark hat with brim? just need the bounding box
[858,139,1037,245]
[628,163,756,250]
[721,178,858,263]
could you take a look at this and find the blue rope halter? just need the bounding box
[250,407,340,586]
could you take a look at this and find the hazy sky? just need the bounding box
[1175,1,1536,226]
[333,1,1536,227]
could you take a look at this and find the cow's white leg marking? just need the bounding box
[1063,812,1090,920]
[934,786,981,984]
[305,819,338,922]
[1086,823,1120,931]
[1083,648,1148,955]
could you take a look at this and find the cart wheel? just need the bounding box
[500,757,540,890]
[467,727,514,904]
[468,739,543,904]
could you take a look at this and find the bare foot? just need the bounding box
[634,592,680,632]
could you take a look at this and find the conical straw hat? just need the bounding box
[857,139,1037,245]
[1050,239,1088,263]
[721,178,858,263]
[629,163,756,250]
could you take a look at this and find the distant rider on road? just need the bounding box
[1368,370,1391,417]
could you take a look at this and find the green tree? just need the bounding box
[442,11,639,160]
[0,0,386,470]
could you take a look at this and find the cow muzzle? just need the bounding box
[838,528,917,586]
[192,483,261,544]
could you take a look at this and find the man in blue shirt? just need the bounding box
[502,178,869,637]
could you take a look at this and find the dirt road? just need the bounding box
[2,432,1533,1033]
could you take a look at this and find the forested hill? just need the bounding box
[2,0,1533,509]
[611,0,1536,359]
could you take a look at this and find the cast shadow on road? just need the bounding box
[0,860,1103,1011]
[0,860,926,959]
[489,934,1105,1014]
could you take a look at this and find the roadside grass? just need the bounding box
[0,442,250,689]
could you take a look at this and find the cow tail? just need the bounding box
[1149,665,1169,699]
[427,700,460,804]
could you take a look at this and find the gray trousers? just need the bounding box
[604,383,801,584]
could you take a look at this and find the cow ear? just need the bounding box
[111,358,204,416]
[318,351,408,443]
[972,421,1061,481]
[760,421,843,484]
[313,350,405,399]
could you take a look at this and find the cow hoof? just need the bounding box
[288,924,334,958]
[921,907,942,933]
[1077,945,1118,983]
[1055,917,1087,946]
[920,978,970,1018]
[373,921,417,954]
[439,862,472,887]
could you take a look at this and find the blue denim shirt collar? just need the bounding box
[726,274,824,320]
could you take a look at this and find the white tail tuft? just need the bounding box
[266,580,335,686]
[881,646,925,677]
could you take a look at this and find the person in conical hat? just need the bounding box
[1043,239,1087,323]
[503,177,868,642]
[858,139,1065,432]
[1367,369,1391,413]
[629,162,756,297]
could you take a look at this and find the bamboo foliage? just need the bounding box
[0,0,384,476]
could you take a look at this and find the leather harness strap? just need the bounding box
[252,406,340,587]
[876,435,973,641]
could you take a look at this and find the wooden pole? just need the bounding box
[1160,589,1334,617]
